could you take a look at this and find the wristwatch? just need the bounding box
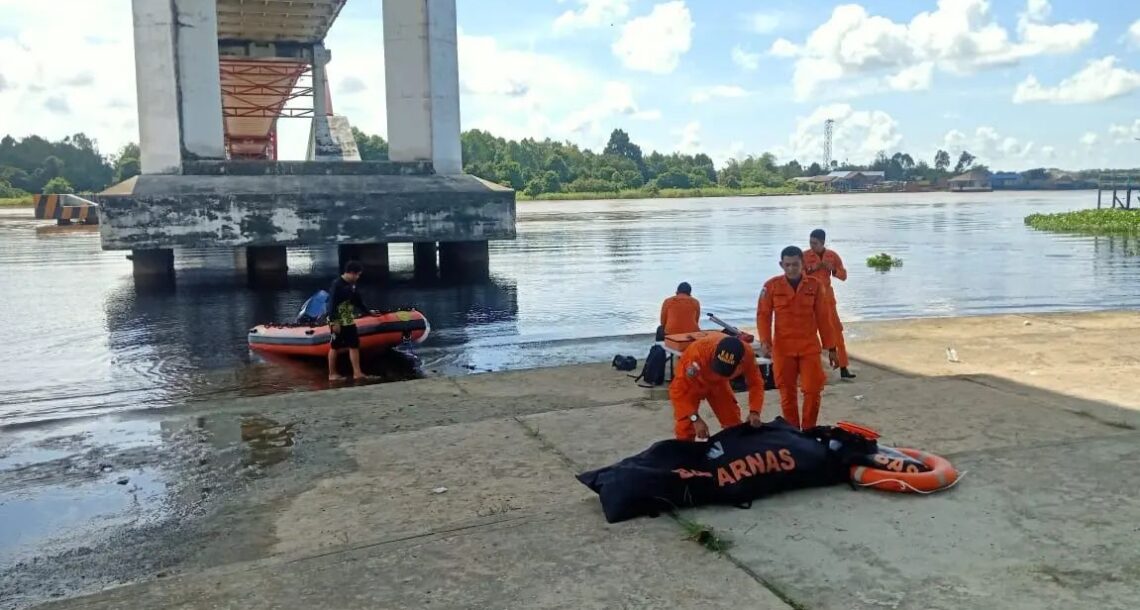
[689,414,699,422]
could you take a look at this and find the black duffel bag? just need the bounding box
[576,418,875,523]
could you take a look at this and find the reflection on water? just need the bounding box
[1,191,1138,426]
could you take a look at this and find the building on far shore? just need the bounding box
[949,170,993,192]
[990,171,1025,189]
[793,170,886,192]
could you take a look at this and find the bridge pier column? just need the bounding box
[439,241,489,280]
[131,0,225,174]
[130,248,174,279]
[246,246,288,277]
[383,0,462,176]
[338,244,390,280]
[413,242,438,278]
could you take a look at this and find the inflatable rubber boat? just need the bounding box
[248,291,430,357]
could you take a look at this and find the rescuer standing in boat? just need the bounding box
[756,246,839,430]
[328,260,372,381]
[803,228,855,379]
[669,333,765,441]
[660,282,701,337]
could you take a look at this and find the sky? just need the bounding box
[0,0,1138,171]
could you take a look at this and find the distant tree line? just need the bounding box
[0,133,139,198]
[353,127,1011,196]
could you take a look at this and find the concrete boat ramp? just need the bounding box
[5,312,1140,609]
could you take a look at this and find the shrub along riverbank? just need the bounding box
[0,196,33,207]
[1024,209,1140,235]
[518,185,799,201]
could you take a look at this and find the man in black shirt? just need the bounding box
[328,260,371,381]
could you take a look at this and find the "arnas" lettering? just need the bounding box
[716,449,796,486]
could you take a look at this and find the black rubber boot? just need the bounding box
[840,367,856,379]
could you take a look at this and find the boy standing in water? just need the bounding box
[757,246,839,430]
[328,261,371,381]
[803,228,855,379]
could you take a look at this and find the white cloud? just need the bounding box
[1081,132,1099,148]
[941,125,1048,168]
[1024,0,1051,21]
[1109,120,1140,143]
[780,104,902,165]
[560,81,661,137]
[748,12,783,34]
[1013,56,1140,104]
[690,85,749,104]
[553,0,631,34]
[0,1,137,156]
[1130,20,1140,47]
[676,121,701,154]
[770,0,1097,101]
[612,1,693,74]
[732,45,761,71]
[886,62,934,91]
[717,141,747,167]
[458,29,662,149]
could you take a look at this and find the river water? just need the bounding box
[1,191,1137,427]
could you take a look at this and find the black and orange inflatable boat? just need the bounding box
[248,310,430,357]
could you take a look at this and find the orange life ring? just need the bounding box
[850,447,960,493]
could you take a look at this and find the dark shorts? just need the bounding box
[331,324,360,350]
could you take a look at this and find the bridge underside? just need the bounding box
[112,0,502,281]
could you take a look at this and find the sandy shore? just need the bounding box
[3,311,1139,609]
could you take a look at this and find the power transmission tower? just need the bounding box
[823,119,835,169]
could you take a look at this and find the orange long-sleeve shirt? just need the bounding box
[672,332,765,416]
[803,248,847,293]
[660,294,701,335]
[756,275,837,356]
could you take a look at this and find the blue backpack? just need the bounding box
[296,290,330,324]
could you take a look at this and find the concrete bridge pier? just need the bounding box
[413,242,439,278]
[246,246,289,276]
[130,248,175,279]
[338,244,390,279]
[439,241,490,280]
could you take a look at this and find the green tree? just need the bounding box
[953,150,976,174]
[351,127,389,160]
[43,176,74,194]
[112,142,141,182]
[934,150,951,173]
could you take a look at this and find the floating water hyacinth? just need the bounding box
[866,252,903,271]
[1024,209,1140,235]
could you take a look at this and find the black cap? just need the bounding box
[710,336,744,376]
[677,282,692,295]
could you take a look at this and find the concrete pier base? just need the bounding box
[413,242,438,278]
[245,246,288,276]
[439,240,489,280]
[130,248,174,279]
[338,244,389,278]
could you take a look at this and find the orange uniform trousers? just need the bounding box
[824,291,849,369]
[771,350,827,429]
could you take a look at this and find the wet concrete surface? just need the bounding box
[4,312,1140,609]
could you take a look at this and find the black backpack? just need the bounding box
[631,344,668,387]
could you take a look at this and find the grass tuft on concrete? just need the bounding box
[674,514,732,552]
[1025,208,1140,236]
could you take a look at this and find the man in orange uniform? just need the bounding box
[757,246,839,430]
[659,282,701,336]
[669,332,765,441]
[803,229,855,379]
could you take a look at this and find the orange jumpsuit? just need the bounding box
[660,294,701,336]
[669,332,765,440]
[803,248,849,368]
[756,275,838,430]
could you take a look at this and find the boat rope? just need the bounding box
[853,469,968,494]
